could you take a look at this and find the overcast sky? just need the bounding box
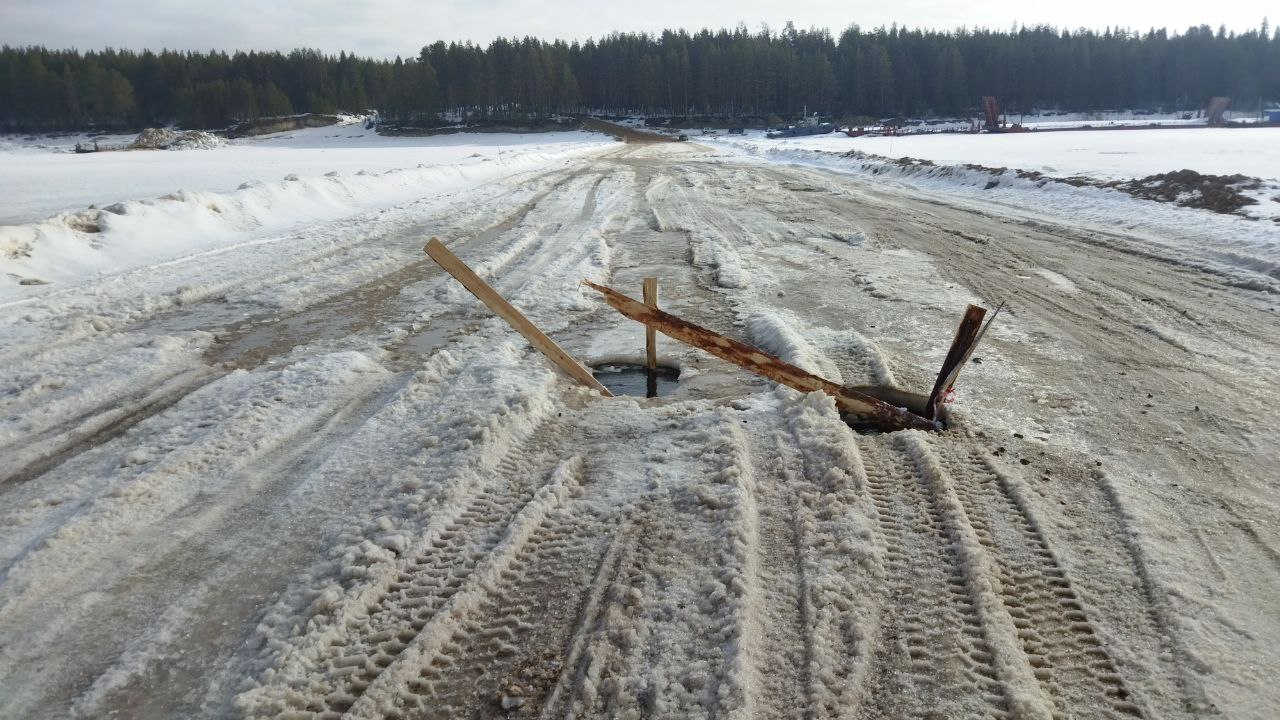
[2,0,1273,58]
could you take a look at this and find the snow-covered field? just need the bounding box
[719,126,1280,181]
[1,129,1278,719]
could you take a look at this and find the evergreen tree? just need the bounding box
[2,22,1278,132]
[257,81,293,117]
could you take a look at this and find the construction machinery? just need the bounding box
[1205,97,1231,125]
[980,96,1029,133]
[767,109,836,139]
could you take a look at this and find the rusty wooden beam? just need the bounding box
[925,304,988,420]
[583,280,937,432]
[425,239,611,396]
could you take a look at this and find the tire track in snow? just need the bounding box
[619,162,755,341]
[0,365,218,488]
[902,433,1144,719]
[693,412,766,720]
[342,456,588,720]
[546,504,652,719]
[7,333,542,712]
[642,163,765,290]
[484,173,617,300]
[926,440,1146,719]
[68,369,420,719]
[389,471,611,719]
[894,432,1056,720]
[206,168,586,372]
[0,352,406,718]
[236,415,572,718]
[856,436,1007,719]
[828,330,899,390]
[0,352,390,598]
[539,408,773,720]
[536,503,642,720]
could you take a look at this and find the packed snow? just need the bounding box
[1,130,1278,720]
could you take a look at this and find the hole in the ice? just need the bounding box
[592,364,680,398]
[841,385,950,434]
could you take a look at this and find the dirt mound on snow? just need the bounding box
[130,128,226,151]
[842,149,1268,216]
[1114,169,1261,214]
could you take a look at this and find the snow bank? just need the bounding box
[0,127,610,225]
[745,311,843,381]
[0,136,608,299]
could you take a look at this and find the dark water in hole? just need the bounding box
[593,365,680,398]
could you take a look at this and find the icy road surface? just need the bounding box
[1,141,1278,720]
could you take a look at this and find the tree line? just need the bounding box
[2,21,1278,132]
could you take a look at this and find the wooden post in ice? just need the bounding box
[924,304,988,420]
[424,238,611,396]
[643,277,658,370]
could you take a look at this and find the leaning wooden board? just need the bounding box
[424,238,612,396]
[925,304,987,420]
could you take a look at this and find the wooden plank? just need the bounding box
[930,300,1003,418]
[925,304,987,420]
[642,277,658,370]
[583,280,937,432]
[958,301,1003,372]
[424,238,611,396]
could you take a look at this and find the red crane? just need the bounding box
[979,96,1029,133]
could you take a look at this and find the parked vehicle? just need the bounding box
[728,127,745,135]
[766,123,835,139]
[702,127,718,135]
[677,134,690,141]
